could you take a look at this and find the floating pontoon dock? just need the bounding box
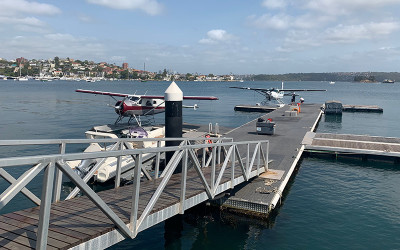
[219,103,323,216]
[342,105,383,113]
[303,132,400,160]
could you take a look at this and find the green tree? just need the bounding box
[54,56,60,68]
[120,70,129,79]
[186,73,193,81]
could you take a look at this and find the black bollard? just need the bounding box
[164,81,183,173]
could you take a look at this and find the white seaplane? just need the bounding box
[230,82,326,106]
[76,87,218,124]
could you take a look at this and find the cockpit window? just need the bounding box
[129,96,140,102]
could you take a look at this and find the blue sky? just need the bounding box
[1,0,400,74]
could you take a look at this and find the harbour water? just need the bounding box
[0,80,399,249]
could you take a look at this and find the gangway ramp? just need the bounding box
[0,137,269,249]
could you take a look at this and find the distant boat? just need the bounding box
[329,81,335,84]
[382,79,395,83]
[16,76,29,81]
[15,66,29,81]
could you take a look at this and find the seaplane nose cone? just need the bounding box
[165,81,183,101]
[115,101,125,114]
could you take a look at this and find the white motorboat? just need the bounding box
[67,124,165,183]
[16,76,29,81]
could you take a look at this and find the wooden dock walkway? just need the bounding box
[0,138,268,249]
[0,167,245,249]
[219,103,323,216]
[303,132,400,158]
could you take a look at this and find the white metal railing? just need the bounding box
[0,137,269,249]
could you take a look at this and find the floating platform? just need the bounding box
[303,132,400,159]
[234,105,278,113]
[217,103,323,216]
[342,105,383,113]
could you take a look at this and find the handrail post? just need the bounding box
[179,148,188,214]
[266,141,269,171]
[246,143,250,177]
[231,144,235,189]
[217,139,221,165]
[130,153,142,238]
[36,161,55,250]
[155,141,161,179]
[202,139,206,168]
[257,142,261,175]
[115,142,123,188]
[211,144,216,196]
[53,142,65,202]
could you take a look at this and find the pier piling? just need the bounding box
[165,81,183,173]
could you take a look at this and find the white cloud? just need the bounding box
[110,55,126,62]
[262,0,287,9]
[305,0,400,14]
[250,13,325,30]
[0,0,61,16]
[78,14,95,23]
[86,0,163,15]
[44,33,78,42]
[199,29,235,44]
[250,13,291,30]
[0,16,48,33]
[1,33,106,60]
[0,16,45,27]
[0,0,60,33]
[324,22,400,43]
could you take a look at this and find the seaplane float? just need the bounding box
[67,124,165,183]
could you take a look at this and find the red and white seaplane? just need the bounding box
[76,87,218,124]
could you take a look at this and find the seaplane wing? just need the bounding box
[230,84,326,106]
[140,95,219,100]
[76,89,132,97]
[278,89,327,92]
[230,87,270,92]
[76,88,218,125]
[76,89,218,100]
[229,86,326,92]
